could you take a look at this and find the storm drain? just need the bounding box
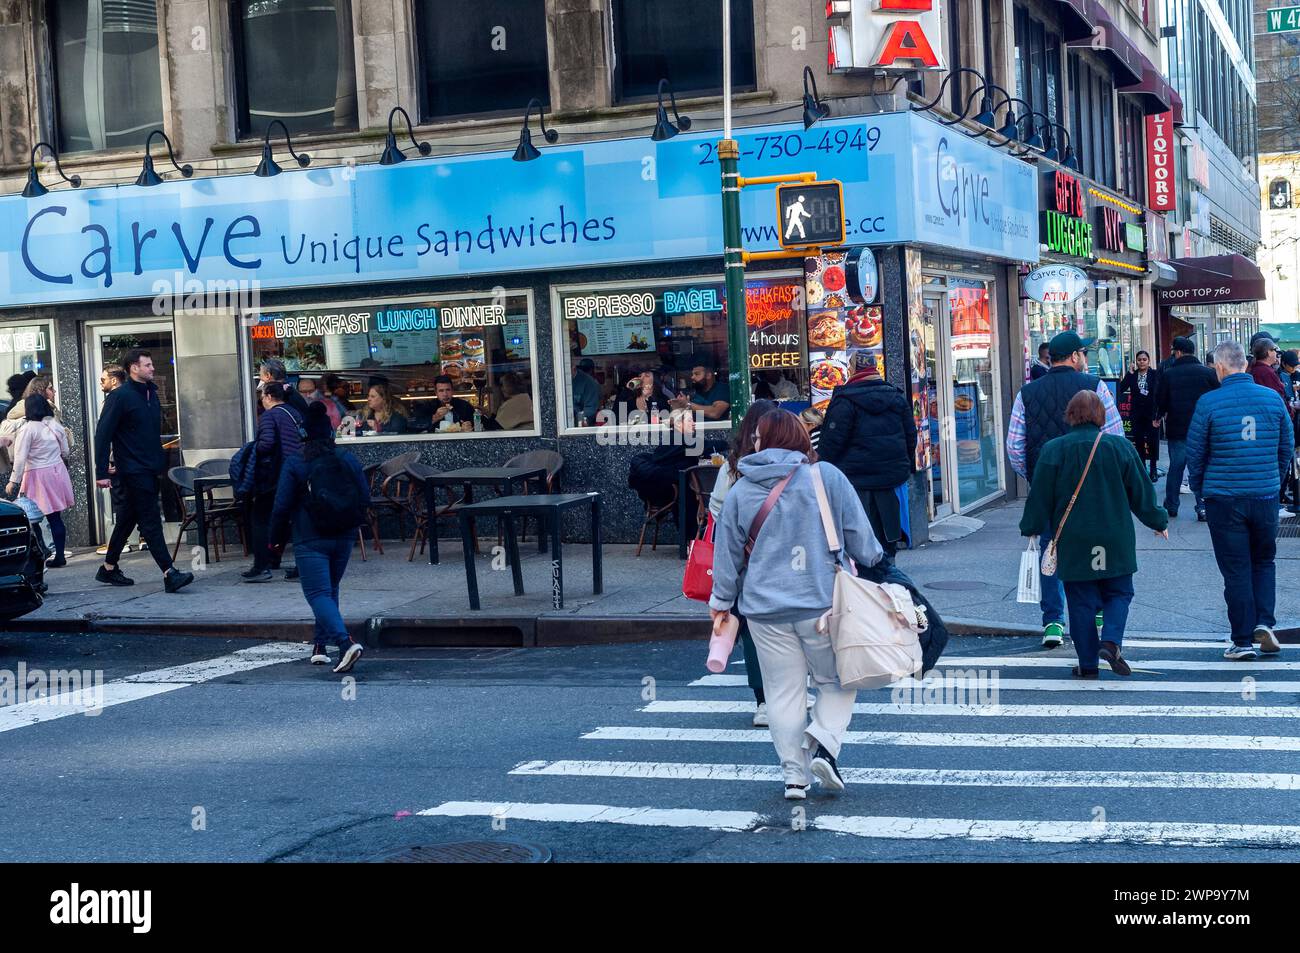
[369,841,551,863]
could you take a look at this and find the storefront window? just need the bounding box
[612,0,755,101]
[245,291,537,440]
[0,322,56,397]
[555,275,806,432]
[1023,277,1144,381]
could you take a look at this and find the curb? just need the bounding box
[9,614,1298,646]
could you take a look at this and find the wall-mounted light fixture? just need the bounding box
[513,98,558,162]
[651,79,693,140]
[255,120,311,177]
[802,66,831,130]
[380,106,431,165]
[135,130,193,187]
[21,142,80,198]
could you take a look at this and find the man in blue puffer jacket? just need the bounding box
[1186,340,1295,660]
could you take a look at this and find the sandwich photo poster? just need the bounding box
[804,250,884,411]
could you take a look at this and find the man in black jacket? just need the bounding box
[817,352,916,558]
[93,348,194,592]
[1156,336,1219,520]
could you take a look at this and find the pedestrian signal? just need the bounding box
[775,181,845,249]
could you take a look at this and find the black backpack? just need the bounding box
[303,450,365,535]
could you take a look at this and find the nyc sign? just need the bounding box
[827,0,944,72]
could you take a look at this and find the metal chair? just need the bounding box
[503,449,565,541]
[687,465,721,528]
[195,458,232,478]
[167,466,245,561]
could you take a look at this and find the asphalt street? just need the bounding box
[2,629,1300,862]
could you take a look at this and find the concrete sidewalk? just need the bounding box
[13,496,1300,643]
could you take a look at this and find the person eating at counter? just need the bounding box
[669,355,730,421]
[491,373,534,431]
[431,375,476,432]
[363,383,409,435]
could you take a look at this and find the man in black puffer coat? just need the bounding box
[817,352,916,557]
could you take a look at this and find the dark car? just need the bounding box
[0,498,45,621]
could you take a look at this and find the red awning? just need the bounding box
[1067,0,1144,86]
[1156,254,1267,306]
[1119,63,1174,115]
[1051,0,1096,42]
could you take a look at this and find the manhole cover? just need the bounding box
[924,581,988,591]
[369,841,551,863]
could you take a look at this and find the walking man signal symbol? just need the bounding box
[785,195,811,241]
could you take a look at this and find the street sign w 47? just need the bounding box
[1267,6,1300,33]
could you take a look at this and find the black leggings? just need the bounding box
[46,510,66,559]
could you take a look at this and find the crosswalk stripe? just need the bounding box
[1123,640,1281,649]
[814,815,1300,848]
[641,700,1300,718]
[418,800,761,831]
[937,656,1300,671]
[511,759,1300,790]
[0,642,305,733]
[689,674,1300,693]
[583,726,1300,751]
[414,800,1300,847]
[0,683,183,733]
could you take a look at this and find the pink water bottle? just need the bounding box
[706,612,739,673]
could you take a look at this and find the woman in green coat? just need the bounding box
[1020,390,1169,678]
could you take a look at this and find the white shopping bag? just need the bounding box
[1017,537,1041,604]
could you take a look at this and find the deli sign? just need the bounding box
[827,0,945,72]
[1145,111,1176,213]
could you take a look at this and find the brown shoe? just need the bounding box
[1099,641,1131,676]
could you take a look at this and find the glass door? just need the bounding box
[84,322,180,542]
[945,279,1003,511]
[922,291,953,519]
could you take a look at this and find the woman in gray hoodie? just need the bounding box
[709,410,884,800]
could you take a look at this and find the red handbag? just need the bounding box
[681,515,716,602]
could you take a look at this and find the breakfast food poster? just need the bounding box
[804,250,884,411]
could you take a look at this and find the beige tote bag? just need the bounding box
[809,465,925,690]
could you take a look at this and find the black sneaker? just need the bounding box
[283,566,299,580]
[1196,507,1207,522]
[164,569,195,593]
[333,641,363,674]
[95,566,134,587]
[310,646,330,665]
[241,569,273,583]
[240,567,266,579]
[810,744,845,793]
[45,555,67,569]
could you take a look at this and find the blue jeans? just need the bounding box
[1164,439,1204,514]
[1039,531,1066,626]
[1205,497,1279,646]
[295,535,354,648]
[1063,575,1135,672]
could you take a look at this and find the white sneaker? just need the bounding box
[310,647,330,665]
[1254,626,1282,654]
[784,784,808,800]
[752,703,769,727]
[1224,644,1259,661]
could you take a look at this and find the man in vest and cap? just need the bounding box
[1007,331,1124,647]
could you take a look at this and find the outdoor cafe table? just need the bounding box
[455,492,602,610]
[418,466,548,564]
[192,474,235,565]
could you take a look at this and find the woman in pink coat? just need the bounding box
[5,393,74,567]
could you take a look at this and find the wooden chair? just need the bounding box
[635,485,677,557]
[167,466,245,561]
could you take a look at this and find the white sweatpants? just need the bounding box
[748,616,857,785]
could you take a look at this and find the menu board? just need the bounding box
[805,250,885,408]
[503,318,530,360]
[576,316,656,355]
[324,334,371,368]
[373,328,441,365]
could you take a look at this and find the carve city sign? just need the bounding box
[827,0,945,71]
[1023,264,1090,304]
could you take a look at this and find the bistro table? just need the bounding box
[418,466,549,565]
[192,474,235,565]
[456,492,602,610]
[677,462,722,559]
